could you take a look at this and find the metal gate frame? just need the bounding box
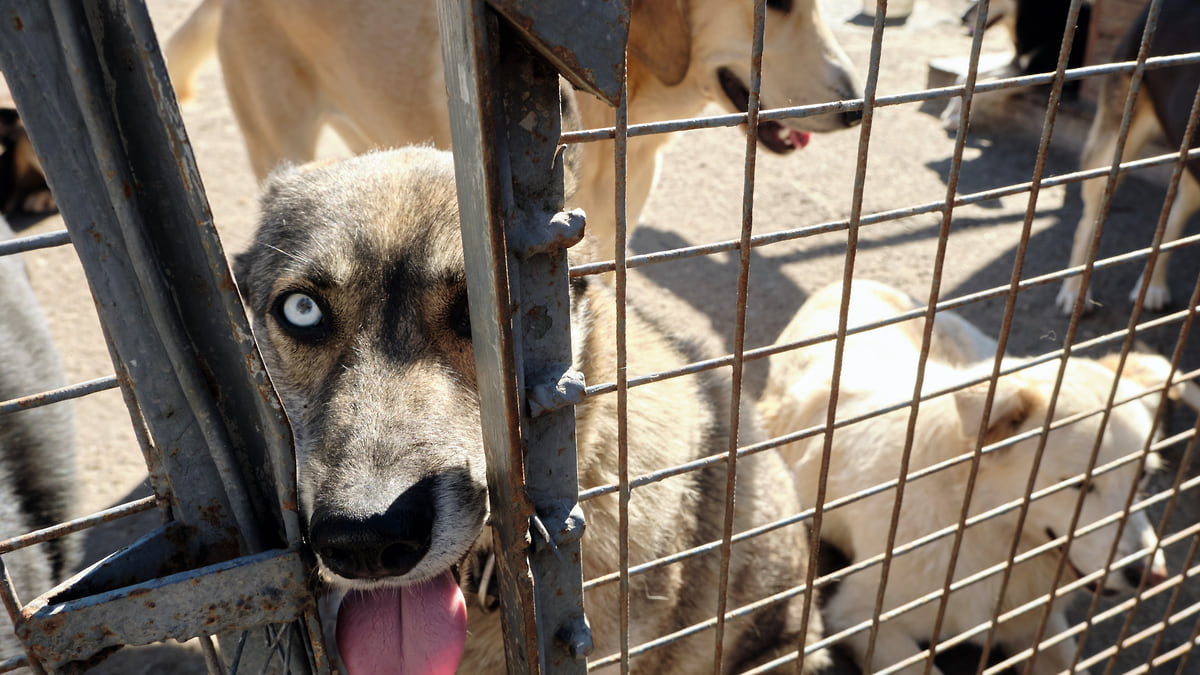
[0,2,327,672]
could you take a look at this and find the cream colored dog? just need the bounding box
[165,0,862,259]
[759,279,1189,675]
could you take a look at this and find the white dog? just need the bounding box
[759,279,1187,675]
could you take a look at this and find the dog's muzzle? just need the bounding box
[309,482,435,580]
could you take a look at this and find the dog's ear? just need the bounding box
[628,0,691,86]
[231,250,255,305]
[1101,349,1200,414]
[955,375,1039,448]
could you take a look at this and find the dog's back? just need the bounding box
[1124,0,1200,179]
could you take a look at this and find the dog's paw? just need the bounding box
[1055,279,1094,315]
[458,541,499,613]
[1131,278,1171,311]
[940,98,964,133]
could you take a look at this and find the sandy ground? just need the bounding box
[3,0,1199,672]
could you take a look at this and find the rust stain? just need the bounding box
[12,15,23,31]
[122,182,133,200]
[37,615,64,635]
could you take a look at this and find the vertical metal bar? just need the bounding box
[614,45,632,675]
[715,0,767,671]
[913,0,1092,671]
[0,558,43,675]
[965,3,1169,673]
[1070,52,1200,675]
[859,0,1003,671]
[437,3,541,669]
[0,2,324,671]
[1132,405,1200,671]
[438,1,588,673]
[795,3,889,673]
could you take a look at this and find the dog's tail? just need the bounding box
[163,0,224,103]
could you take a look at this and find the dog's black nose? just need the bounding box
[310,486,435,580]
[842,107,863,127]
[1123,563,1145,588]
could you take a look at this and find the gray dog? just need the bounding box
[233,146,826,674]
[0,215,78,659]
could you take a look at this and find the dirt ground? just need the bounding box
[5,0,1199,672]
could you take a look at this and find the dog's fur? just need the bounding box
[759,280,1180,675]
[0,215,78,658]
[1056,0,1200,314]
[0,109,55,216]
[233,146,825,673]
[166,0,862,259]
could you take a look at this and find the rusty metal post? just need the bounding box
[0,1,328,671]
[437,0,628,671]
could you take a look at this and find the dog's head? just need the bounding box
[629,0,863,153]
[954,353,1170,597]
[235,147,488,673]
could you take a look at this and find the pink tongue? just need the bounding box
[791,129,811,149]
[336,571,467,675]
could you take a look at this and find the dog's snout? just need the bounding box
[1123,561,1168,589]
[310,489,435,580]
[841,107,863,127]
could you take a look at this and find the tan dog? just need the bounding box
[1056,0,1200,314]
[166,0,862,259]
[233,146,826,673]
[760,279,1186,675]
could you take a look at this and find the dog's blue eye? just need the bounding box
[282,292,323,328]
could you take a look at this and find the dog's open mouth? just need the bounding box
[336,570,467,674]
[717,67,810,154]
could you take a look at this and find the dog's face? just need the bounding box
[963,358,1167,596]
[235,148,487,672]
[640,0,863,152]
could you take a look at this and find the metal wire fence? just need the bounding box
[0,0,1196,673]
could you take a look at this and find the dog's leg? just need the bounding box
[1057,91,1158,314]
[1132,167,1200,310]
[216,3,325,179]
[163,0,224,103]
[848,627,946,675]
[825,581,946,675]
[1005,609,1087,675]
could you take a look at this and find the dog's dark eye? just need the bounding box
[766,0,793,13]
[449,294,471,339]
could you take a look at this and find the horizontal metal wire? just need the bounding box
[0,654,26,673]
[579,341,1197,503]
[570,146,1200,278]
[0,375,119,415]
[0,230,71,257]
[591,511,1190,672]
[819,522,1200,675]
[584,435,1189,596]
[908,518,1200,675]
[0,495,158,555]
[578,242,1200,403]
[559,55,1200,147]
